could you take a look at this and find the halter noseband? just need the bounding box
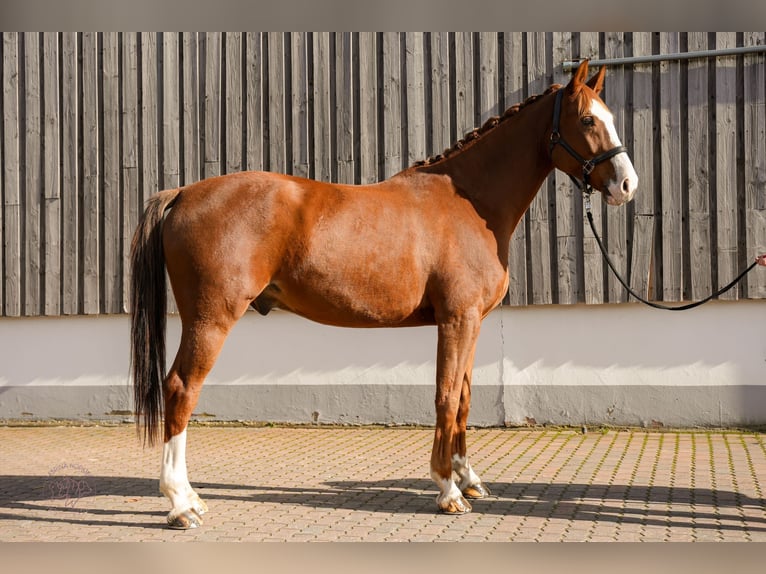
[549,88,628,197]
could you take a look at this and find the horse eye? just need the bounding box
[582,116,595,126]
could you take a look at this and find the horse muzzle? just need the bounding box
[603,155,638,206]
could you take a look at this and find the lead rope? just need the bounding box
[583,193,760,311]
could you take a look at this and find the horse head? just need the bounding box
[549,60,638,206]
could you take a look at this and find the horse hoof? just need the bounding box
[167,508,203,530]
[438,495,472,515]
[462,482,491,499]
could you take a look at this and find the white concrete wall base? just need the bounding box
[1,301,764,427]
[2,384,766,429]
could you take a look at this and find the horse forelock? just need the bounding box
[571,83,599,117]
[413,84,563,167]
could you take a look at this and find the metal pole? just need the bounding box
[562,45,766,71]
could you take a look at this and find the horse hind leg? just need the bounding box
[160,317,236,529]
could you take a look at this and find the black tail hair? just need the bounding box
[129,189,181,446]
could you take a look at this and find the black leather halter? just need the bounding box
[549,88,628,196]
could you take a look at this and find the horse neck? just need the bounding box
[415,91,556,252]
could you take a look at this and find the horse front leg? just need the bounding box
[430,310,481,514]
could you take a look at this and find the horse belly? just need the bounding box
[273,232,432,327]
[275,267,430,327]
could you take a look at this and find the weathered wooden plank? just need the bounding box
[0,37,4,314]
[182,32,200,184]
[267,32,286,175]
[603,32,628,304]
[526,31,552,305]
[244,33,263,173]
[141,32,159,203]
[503,32,527,306]
[291,32,310,179]
[61,32,78,315]
[381,32,402,179]
[552,31,578,305]
[42,33,61,316]
[0,35,3,317]
[122,32,139,313]
[714,32,739,300]
[140,33,166,316]
[629,32,656,301]
[429,32,450,159]
[478,32,499,124]
[659,32,683,302]
[744,32,766,298]
[225,32,242,175]
[686,32,713,300]
[313,32,332,181]
[163,32,181,188]
[454,32,475,140]
[404,32,426,167]
[81,33,100,314]
[579,32,605,305]
[160,33,180,315]
[357,32,378,184]
[204,32,221,179]
[102,32,121,314]
[336,32,355,183]
[23,33,42,316]
[502,31,524,108]
[3,33,22,316]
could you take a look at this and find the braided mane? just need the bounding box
[413,83,563,167]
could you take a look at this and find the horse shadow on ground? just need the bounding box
[0,475,764,533]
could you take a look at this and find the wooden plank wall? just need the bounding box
[1,32,764,317]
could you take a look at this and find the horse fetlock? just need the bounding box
[452,454,489,498]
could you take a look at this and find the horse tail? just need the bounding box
[129,188,181,447]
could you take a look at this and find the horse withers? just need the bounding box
[130,60,637,529]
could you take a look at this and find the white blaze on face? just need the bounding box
[590,98,638,205]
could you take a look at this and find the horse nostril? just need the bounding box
[622,178,630,193]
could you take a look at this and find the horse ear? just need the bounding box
[567,59,590,96]
[586,65,606,94]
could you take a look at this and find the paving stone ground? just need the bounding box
[1,425,765,542]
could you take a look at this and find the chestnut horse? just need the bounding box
[130,60,637,529]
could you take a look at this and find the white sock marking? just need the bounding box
[160,428,194,513]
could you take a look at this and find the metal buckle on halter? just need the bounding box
[582,160,596,175]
